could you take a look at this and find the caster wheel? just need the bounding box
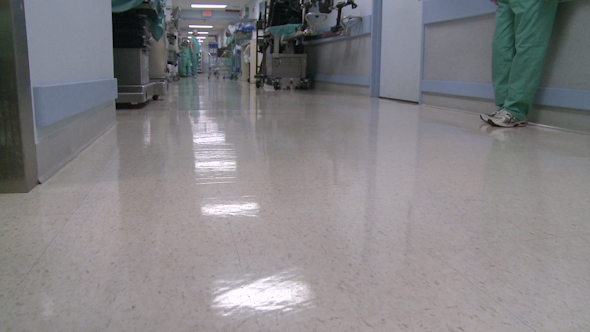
[256,80,262,88]
[152,95,159,101]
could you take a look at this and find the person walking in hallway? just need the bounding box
[481,0,559,127]
[178,40,192,77]
[190,31,201,77]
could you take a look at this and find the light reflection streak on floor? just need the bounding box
[212,269,314,316]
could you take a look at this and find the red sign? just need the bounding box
[203,10,212,17]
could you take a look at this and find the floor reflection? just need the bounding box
[212,268,314,316]
[201,196,260,217]
[191,112,237,185]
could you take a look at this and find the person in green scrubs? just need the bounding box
[190,32,201,77]
[178,40,192,77]
[225,30,233,47]
[482,0,559,127]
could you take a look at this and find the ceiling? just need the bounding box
[172,0,253,41]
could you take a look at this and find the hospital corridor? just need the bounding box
[2,0,590,331]
[2,77,590,331]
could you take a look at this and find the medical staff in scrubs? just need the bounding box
[178,40,192,77]
[190,32,201,77]
[482,0,559,127]
[225,30,233,47]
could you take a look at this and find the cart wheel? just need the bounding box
[256,80,262,88]
[152,95,159,101]
[273,79,281,91]
[301,79,312,90]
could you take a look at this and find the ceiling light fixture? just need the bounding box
[189,25,213,29]
[191,4,227,9]
[197,31,209,35]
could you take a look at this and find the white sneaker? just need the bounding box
[489,110,527,127]
[480,110,499,123]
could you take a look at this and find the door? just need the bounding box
[379,0,423,102]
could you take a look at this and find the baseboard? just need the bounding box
[33,78,117,127]
[422,92,590,134]
[313,81,370,96]
[314,74,370,86]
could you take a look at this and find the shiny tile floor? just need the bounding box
[2,78,590,331]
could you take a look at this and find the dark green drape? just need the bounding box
[112,0,165,41]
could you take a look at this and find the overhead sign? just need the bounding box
[203,10,212,17]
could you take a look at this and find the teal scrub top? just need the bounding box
[225,36,233,47]
[180,44,191,57]
[190,37,201,55]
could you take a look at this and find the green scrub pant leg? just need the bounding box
[191,53,200,76]
[491,0,558,121]
[179,57,191,77]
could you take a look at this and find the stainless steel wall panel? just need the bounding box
[0,0,37,193]
[36,102,116,183]
[307,34,371,77]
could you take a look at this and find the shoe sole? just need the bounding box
[489,119,527,127]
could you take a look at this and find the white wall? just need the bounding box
[24,0,114,87]
[245,0,262,21]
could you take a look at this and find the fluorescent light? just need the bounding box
[189,25,213,29]
[188,31,193,34]
[197,31,209,35]
[191,4,227,9]
[197,36,207,39]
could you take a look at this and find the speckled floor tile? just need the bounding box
[0,214,70,275]
[252,252,532,332]
[32,212,240,277]
[0,274,25,311]
[433,237,590,331]
[1,268,118,332]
